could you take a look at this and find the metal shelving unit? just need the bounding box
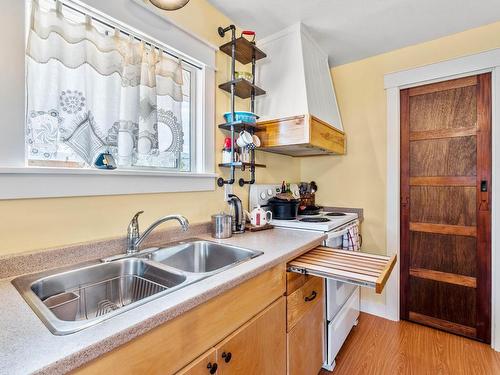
[216,25,267,187]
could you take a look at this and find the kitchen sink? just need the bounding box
[12,258,188,335]
[146,240,263,273]
[12,239,263,335]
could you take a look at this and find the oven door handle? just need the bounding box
[325,221,359,240]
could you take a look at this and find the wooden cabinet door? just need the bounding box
[177,349,218,375]
[287,293,324,375]
[400,73,492,343]
[215,297,286,375]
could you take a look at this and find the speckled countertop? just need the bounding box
[0,228,325,375]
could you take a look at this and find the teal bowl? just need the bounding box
[223,111,257,124]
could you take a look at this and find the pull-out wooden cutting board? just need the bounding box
[288,247,397,293]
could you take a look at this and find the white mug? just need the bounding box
[252,134,261,147]
[245,206,272,227]
[236,130,253,147]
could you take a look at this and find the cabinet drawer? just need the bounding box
[287,276,323,332]
[286,272,313,296]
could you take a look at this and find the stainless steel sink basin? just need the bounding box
[147,240,263,273]
[13,239,263,335]
[12,259,187,335]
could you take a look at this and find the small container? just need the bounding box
[44,292,80,321]
[235,71,253,81]
[223,111,257,124]
[211,213,232,239]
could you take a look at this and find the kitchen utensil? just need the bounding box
[276,192,295,201]
[245,223,274,232]
[241,30,256,43]
[227,194,245,233]
[211,213,233,239]
[240,146,251,163]
[236,130,253,147]
[252,134,261,147]
[223,111,257,124]
[222,149,240,163]
[299,181,318,207]
[266,196,300,220]
[43,292,80,321]
[310,181,318,194]
[298,205,323,216]
[245,206,272,227]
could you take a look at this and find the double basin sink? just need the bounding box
[12,239,263,335]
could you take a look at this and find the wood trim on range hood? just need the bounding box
[255,115,345,157]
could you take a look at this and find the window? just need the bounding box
[0,0,217,199]
[26,0,199,172]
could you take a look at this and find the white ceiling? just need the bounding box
[207,0,500,65]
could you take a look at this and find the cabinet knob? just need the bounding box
[304,290,317,302]
[221,352,232,363]
[207,362,218,374]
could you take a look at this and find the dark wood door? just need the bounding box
[400,73,492,343]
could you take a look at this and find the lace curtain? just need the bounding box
[26,0,187,169]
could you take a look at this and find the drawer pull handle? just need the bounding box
[222,352,232,363]
[207,362,218,374]
[304,291,317,302]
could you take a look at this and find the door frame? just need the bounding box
[384,48,500,351]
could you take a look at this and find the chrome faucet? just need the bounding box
[126,211,189,254]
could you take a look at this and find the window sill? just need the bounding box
[0,167,216,199]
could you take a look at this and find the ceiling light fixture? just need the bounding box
[149,0,190,11]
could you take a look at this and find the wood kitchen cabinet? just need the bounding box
[215,297,286,374]
[288,296,324,375]
[177,297,286,375]
[285,275,325,375]
[177,349,218,375]
[73,265,285,375]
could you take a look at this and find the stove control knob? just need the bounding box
[267,189,273,196]
[260,192,267,199]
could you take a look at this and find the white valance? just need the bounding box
[28,2,184,100]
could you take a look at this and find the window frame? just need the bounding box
[0,0,216,199]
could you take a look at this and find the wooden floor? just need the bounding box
[320,313,500,375]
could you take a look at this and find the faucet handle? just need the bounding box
[131,210,144,222]
[128,211,144,233]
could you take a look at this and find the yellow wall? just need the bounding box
[5,2,499,257]
[301,21,500,254]
[0,0,300,256]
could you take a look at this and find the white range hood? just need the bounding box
[255,23,343,132]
